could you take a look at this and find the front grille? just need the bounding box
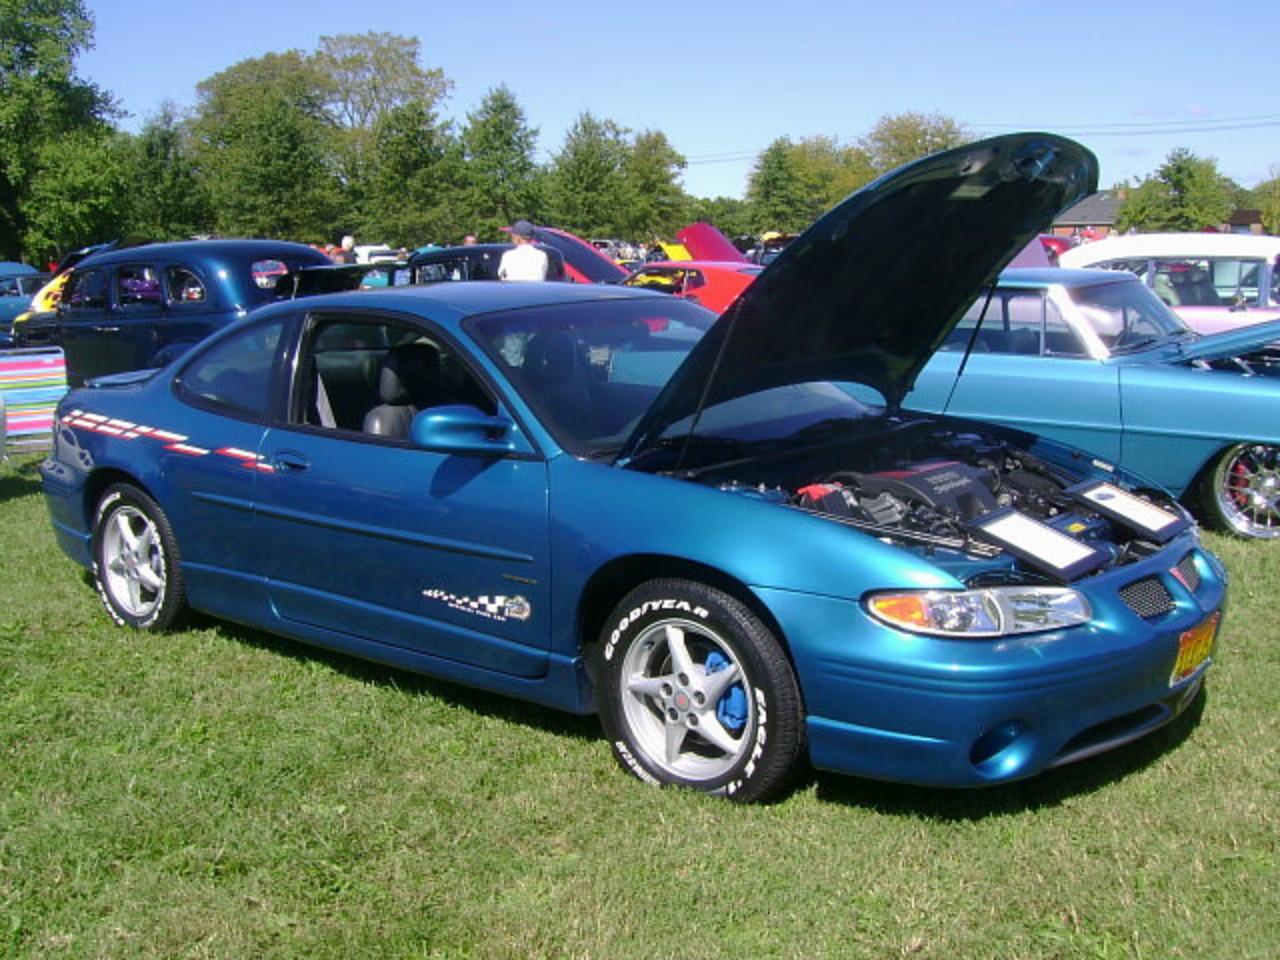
[1119,576,1175,619]
[1175,552,1201,592]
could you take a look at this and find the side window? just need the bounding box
[1207,258,1262,306]
[415,259,468,283]
[168,266,206,304]
[1152,258,1221,307]
[176,318,285,418]
[63,268,108,310]
[116,265,162,307]
[251,259,288,291]
[1042,299,1086,357]
[945,291,1046,355]
[298,315,494,438]
[998,292,1045,354]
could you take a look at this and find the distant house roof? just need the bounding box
[1054,190,1123,228]
[1228,208,1262,228]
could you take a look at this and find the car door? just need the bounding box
[58,261,169,382]
[252,309,553,679]
[159,314,289,616]
[153,262,225,360]
[57,266,115,385]
[908,287,1123,461]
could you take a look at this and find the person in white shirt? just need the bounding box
[498,220,549,281]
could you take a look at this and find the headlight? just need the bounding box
[866,586,1092,638]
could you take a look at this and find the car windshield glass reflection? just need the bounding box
[1068,280,1189,352]
[470,299,712,455]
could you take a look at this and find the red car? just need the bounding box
[621,261,762,314]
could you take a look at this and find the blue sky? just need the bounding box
[79,0,1278,199]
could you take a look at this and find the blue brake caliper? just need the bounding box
[704,651,748,732]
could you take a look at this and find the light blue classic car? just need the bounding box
[40,135,1225,801]
[908,267,1280,538]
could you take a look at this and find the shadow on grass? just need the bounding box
[175,610,1211,812]
[810,689,1208,817]
[202,615,601,744]
[0,460,44,503]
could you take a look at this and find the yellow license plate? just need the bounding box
[1170,613,1219,686]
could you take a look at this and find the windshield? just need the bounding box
[1067,278,1189,352]
[469,298,714,455]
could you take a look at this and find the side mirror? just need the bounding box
[410,404,516,455]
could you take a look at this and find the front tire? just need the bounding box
[594,579,805,802]
[1197,443,1280,539]
[92,483,187,630]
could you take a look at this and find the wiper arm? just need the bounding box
[1112,336,1159,354]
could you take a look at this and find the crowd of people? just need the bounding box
[318,220,552,281]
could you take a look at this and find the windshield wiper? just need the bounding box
[1111,336,1160,354]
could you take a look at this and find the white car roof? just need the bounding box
[1059,232,1280,267]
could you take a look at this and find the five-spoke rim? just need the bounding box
[1213,443,1280,539]
[100,504,167,617]
[619,617,754,781]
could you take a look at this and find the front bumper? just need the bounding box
[758,542,1225,787]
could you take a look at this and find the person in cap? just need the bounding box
[498,220,549,281]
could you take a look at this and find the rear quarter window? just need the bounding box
[176,319,286,418]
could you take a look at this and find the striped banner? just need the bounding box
[1,347,69,439]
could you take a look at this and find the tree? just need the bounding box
[121,105,212,242]
[190,52,341,240]
[314,32,451,195]
[362,100,466,247]
[746,138,818,233]
[789,135,875,214]
[20,131,130,262]
[0,0,114,259]
[1116,148,1236,232]
[545,112,631,238]
[1245,167,1280,236]
[859,111,971,175]
[619,130,690,240]
[689,196,754,244]
[459,86,541,239]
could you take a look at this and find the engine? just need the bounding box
[712,422,1171,564]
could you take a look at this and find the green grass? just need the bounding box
[1,454,1277,959]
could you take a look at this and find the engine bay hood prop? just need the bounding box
[617,133,1098,467]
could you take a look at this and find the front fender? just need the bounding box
[1118,364,1280,496]
[546,456,960,657]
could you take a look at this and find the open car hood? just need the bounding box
[676,222,748,263]
[1175,317,1280,363]
[617,133,1097,465]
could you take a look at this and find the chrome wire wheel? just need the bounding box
[99,503,169,619]
[619,617,754,783]
[1209,443,1280,539]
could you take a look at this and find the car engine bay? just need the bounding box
[693,417,1186,576]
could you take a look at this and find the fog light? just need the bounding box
[969,720,1034,779]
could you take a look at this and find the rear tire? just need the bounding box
[594,579,805,802]
[92,483,187,630]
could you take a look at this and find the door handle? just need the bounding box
[271,450,310,472]
[91,325,121,333]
